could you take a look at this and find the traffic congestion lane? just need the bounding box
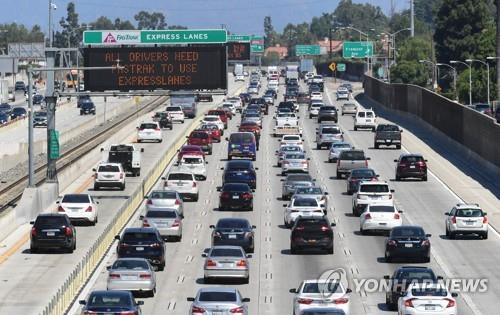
[0,80,245,315]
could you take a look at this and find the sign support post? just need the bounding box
[45,50,58,182]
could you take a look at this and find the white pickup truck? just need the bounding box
[273,125,303,137]
[275,112,299,127]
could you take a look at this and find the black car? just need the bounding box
[158,114,173,130]
[115,227,166,271]
[309,83,321,93]
[384,266,440,310]
[374,124,402,149]
[221,160,258,189]
[33,111,48,127]
[218,183,254,211]
[0,112,8,125]
[394,154,428,181]
[385,226,431,263]
[32,94,44,105]
[80,101,96,115]
[239,93,251,105]
[10,107,27,119]
[30,213,76,253]
[290,216,335,254]
[14,81,26,91]
[277,101,295,113]
[77,95,91,108]
[210,218,256,253]
[346,168,379,195]
[265,89,277,99]
[0,103,12,115]
[317,106,338,123]
[249,97,268,115]
[79,290,143,315]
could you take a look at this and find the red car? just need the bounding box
[207,109,228,129]
[238,121,261,141]
[394,153,428,181]
[198,123,222,142]
[177,145,205,160]
[186,130,213,154]
[217,106,234,119]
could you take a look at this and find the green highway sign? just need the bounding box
[295,45,321,56]
[251,36,264,53]
[83,29,227,45]
[343,41,374,58]
[227,34,251,42]
[337,63,346,72]
[49,130,60,159]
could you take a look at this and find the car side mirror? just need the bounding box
[100,148,104,152]
[137,301,144,306]
[242,298,251,302]
[140,148,144,153]
[280,179,285,182]
[283,204,287,207]
[425,159,428,162]
[483,212,487,215]
[206,161,209,164]
[324,192,329,195]
[444,212,450,216]
[139,215,144,220]
[29,221,35,225]
[398,210,403,213]
[255,167,259,170]
[346,288,352,293]
[366,157,371,160]
[289,288,297,293]
[225,137,229,141]
[136,127,139,130]
[451,293,458,298]
[400,130,403,133]
[376,174,380,177]
[437,276,444,280]
[393,159,398,163]
[209,225,215,229]
[161,176,166,180]
[201,253,207,257]
[383,275,390,280]
[55,201,60,204]
[390,189,395,193]
[426,234,432,237]
[79,300,86,305]
[246,254,252,258]
[216,186,222,192]
[92,168,96,172]
[114,235,121,240]
[331,223,336,227]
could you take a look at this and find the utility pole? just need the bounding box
[410,0,415,37]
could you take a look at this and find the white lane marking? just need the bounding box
[201,210,207,216]
[185,255,193,263]
[167,301,176,310]
[191,239,198,245]
[176,275,185,283]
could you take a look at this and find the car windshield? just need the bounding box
[217,220,249,229]
[112,259,149,270]
[302,282,343,294]
[34,112,47,117]
[168,173,193,181]
[61,194,90,203]
[166,107,182,111]
[285,153,305,159]
[199,291,237,302]
[182,157,203,164]
[140,123,157,130]
[98,165,120,172]
[341,151,365,160]
[293,198,318,207]
[366,112,374,118]
[122,232,157,242]
[210,248,244,257]
[369,205,395,212]
[230,133,254,143]
[223,184,250,192]
[411,287,448,297]
[360,184,389,193]
[378,125,399,132]
[456,209,484,217]
[150,191,177,199]
[322,127,341,134]
[392,227,425,238]
[87,293,132,307]
[191,132,208,139]
[332,143,351,149]
[245,113,259,118]
[35,216,66,226]
[398,270,436,282]
[296,187,322,195]
[146,210,177,218]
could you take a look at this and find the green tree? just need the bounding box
[113,18,135,30]
[334,0,388,33]
[167,25,187,30]
[310,13,334,40]
[390,37,433,86]
[134,11,167,30]
[0,23,44,53]
[390,61,428,86]
[264,16,278,48]
[53,2,82,48]
[90,16,114,30]
[456,67,495,103]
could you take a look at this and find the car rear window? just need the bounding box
[61,194,90,203]
[369,205,395,212]
[392,227,425,237]
[230,133,254,143]
[182,157,203,164]
[204,116,218,121]
[122,232,157,242]
[366,112,375,118]
[401,156,424,163]
[168,173,193,181]
[411,287,448,297]
[321,127,341,134]
[98,165,120,172]
[377,125,399,132]
[150,191,177,199]
[88,293,132,307]
[285,153,305,160]
[456,209,483,217]
[210,248,244,257]
[296,187,322,195]
[166,106,182,111]
[112,259,149,270]
[223,183,250,192]
[110,145,133,152]
[320,106,336,111]
[358,112,365,118]
[146,210,177,218]
[397,270,436,281]
[199,291,237,302]
[302,282,343,294]
[351,169,375,178]
[282,146,301,153]
[340,151,365,160]
[217,220,249,229]
[284,135,300,141]
[35,216,67,226]
[332,143,351,149]
[191,132,208,139]
[288,174,312,181]
[360,184,389,193]
[140,123,157,130]
[293,198,318,207]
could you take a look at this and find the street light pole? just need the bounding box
[451,60,472,106]
[466,59,490,106]
[437,63,458,101]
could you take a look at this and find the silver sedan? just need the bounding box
[145,189,184,217]
[292,186,329,209]
[203,246,250,283]
[188,287,250,315]
[281,152,310,175]
[106,258,156,297]
[140,209,183,241]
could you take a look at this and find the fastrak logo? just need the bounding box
[103,33,116,43]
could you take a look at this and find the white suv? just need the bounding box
[352,181,394,216]
[56,193,99,225]
[137,122,162,143]
[166,106,185,123]
[177,155,208,181]
[354,109,377,131]
[445,203,488,239]
[163,171,199,201]
[93,163,126,190]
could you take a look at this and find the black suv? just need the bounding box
[30,213,76,253]
[384,266,441,310]
[221,160,258,189]
[80,101,96,115]
[290,216,335,254]
[210,218,256,253]
[77,95,91,108]
[14,81,26,91]
[374,124,402,149]
[115,227,166,271]
[317,106,338,123]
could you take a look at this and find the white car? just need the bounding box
[268,81,279,92]
[292,186,328,209]
[221,103,237,116]
[309,103,323,118]
[276,145,304,167]
[398,282,458,315]
[305,72,315,83]
[165,106,185,123]
[137,122,162,143]
[279,134,303,149]
[283,197,324,228]
[177,154,208,181]
[310,91,323,102]
[445,203,488,239]
[93,162,126,190]
[281,152,309,174]
[359,204,402,234]
[56,193,98,225]
[291,279,351,315]
[202,115,224,131]
[336,88,350,100]
[312,75,324,85]
[352,181,394,216]
[226,97,243,112]
[235,75,245,81]
[354,109,377,131]
[328,142,352,163]
[145,189,184,217]
[163,171,199,201]
[275,112,299,127]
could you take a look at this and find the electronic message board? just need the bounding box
[227,42,250,61]
[83,46,227,91]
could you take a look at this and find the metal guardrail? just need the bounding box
[40,108,207,315]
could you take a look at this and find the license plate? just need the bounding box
[466,221,474,225]
[121,275,137,280]
[212,312,223,315]
[404,243,413,248]
[232,195,240,199]
[228,234,237,239]
[47,232,55,236]
[386,140,391,142]
[379,222,387,225]
[136,247,144,251]
[308,239,317,243]
[425,305,436,311]
[366,119,372,122]
[410,165,416,169]
[236,172,243,176]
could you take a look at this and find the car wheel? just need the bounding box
[360,227,366,235]
[93,184,99,191]
[193,194,199,202]
[326,246,334,255]
[30,246,38,254]
[374,143,379,149]
[422,175,428,181]
[395,175,401,181]
[244,276,250,284]
[309,115,312,119]
[120,184,125,191]
[158,139,163,143]
[424,256,431,263]
[386,299,397,311]
[482,232,488,240]
[227,155,232,160]
[91,217,97,226]
[66,245,74,254]
[328,159,332,163]
[169,126,173,130]
[252,156,256,161]
[157,263,165,271]
[385,252,392,263]
[316,143,321,150]
[336,171,341,179]
[181,120,185,124]
[449,231,455,239]
[290,246,297,254]
[137,139,142,143]
[445,227,449,237]
[354,126,358,131]
[149,288,156,297]
[396,145,401,149]
[204,276,211,284]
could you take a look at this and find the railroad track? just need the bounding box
[0,95,168,213]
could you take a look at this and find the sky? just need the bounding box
[0,0,409,35]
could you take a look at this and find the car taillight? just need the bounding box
[483,216,488,224]
[214,232,222,237]
[150,242,161,248]
[445,298,456,308]
[83,311,98,315]
[120,173,124,179]
[109,273,120,279]
[297,298,313,304]
[387,240,397,247]
[31,227,37,237]
[139,274,152,279]
[451,216,457,224]
[404,298,415,308]
[295,226,305,231]
[192,182,197,187]
[394,213,400,220]
[364,213,372,220]
[85,206,92,212]
[242,193,252,200]
[320,225,330,232]
[155,128,161,131]
[399,163,407,168]
[206,259,216,267]
[365,159,369,167]
[302,161,308,165]
[172,219,181,227]
[230,307,245,313]
[417,161,426,167]
[283,161,290,165]
[64,227,72,236]
[333,298,349,304]
[120,243,129,248]
[58,205,65,212]
[221,192,230,199]
[236,260,247,267]
[146,199,152,205]
[191,306,205,314]
[422,240,430,246]
[119,311,136,315]
[142,219,150,227]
